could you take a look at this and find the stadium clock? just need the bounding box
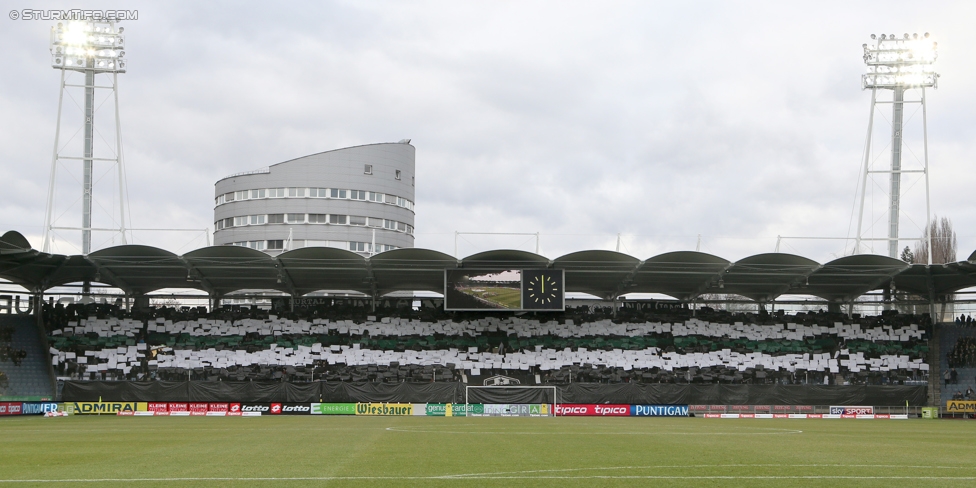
[522,270,564,310]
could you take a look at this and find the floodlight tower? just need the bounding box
[42,20,129,254]
[854,33,938,262]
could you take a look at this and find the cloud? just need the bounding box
[1,0,975,264]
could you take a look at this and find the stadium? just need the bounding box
[3,4,976,487]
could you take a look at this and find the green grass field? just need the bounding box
[458,286,522,309]
[1,416,976,487]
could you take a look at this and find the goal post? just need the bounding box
[465,385,560,416]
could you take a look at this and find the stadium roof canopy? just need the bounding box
[2,230,975,303]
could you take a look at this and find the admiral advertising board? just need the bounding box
[69,402,147,415]
[946,400,976,413]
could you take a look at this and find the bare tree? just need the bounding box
[911,215,958,321]
[913,215,957,265]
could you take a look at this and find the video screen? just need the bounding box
[444,269,565,311]
[444,269,522,310]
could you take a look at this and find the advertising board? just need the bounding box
[553,404,630,416]
[0,402,23,415]
[69,402,146,415]
[20,402,59,415]
[480,404,550,417]
[946,400,976,413]
[829,406,874,415]
[311,403,357,415]
[631,405,690,417]
[424,404,484,416]
[355,403,414,416]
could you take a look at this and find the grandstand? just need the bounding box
[1,229,975,410]
[30,300,930,405]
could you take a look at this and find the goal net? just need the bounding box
[464,385,559,416]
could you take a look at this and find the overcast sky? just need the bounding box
[1,0,974,263]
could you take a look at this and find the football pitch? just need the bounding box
[1,416,975,487]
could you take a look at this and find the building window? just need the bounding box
[288,187,306,197]
[367,217,383,228]
[385,194,397,205]
[234,190,247,201]
[329,214,347,225]
[349,216,367,226]
[350,190,366,200]
[395,170,401,180]
[234,216,248,227]
[250,215,266,225]
[412,176,415,187]
[308,214,327,224]
[223,218,233,229]
[383,220,396,230]
[368,191,382,202]
[286,213,305,224]
[267,240,284,250]
[269,188,285,198]
[310,188,327,198]
[268,214,284,224]
[349,241,371,253]
[250,189,266,199]
[364,164,372,175]
[330,188,347,199]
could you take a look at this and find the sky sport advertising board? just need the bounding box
[444,269,565,312]
[828,406,874,415]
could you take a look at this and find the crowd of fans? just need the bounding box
[0,326,27,366]
[42,302,932,386]
[953,315,975,327]
[946,337,976,368]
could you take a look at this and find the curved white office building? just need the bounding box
[213,142,415,256]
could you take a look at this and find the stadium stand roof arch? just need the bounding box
[460,249,550,269]
[553,250,641,300]
[2,230,976,304]
[182,246,284,296]
[369,248,457,296]
[87,245,198,295]
[802,254,908,302]
[630,251,732,300]
[276,247,371,296]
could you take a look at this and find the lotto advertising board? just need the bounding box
[553,404,630,416]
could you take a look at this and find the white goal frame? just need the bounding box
[464,385,560,416]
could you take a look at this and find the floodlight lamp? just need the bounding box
[50,20,126,73]
[862,32,938,89]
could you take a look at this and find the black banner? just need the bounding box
[60,381,926,406]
